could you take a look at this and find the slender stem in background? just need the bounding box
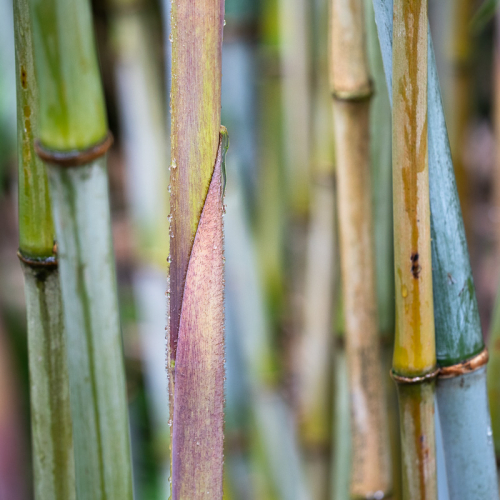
[445,0,473,233]
[110,0,171,495]
[169,1,226,497]
[296,0,336,496]
[14,0,75,498]
[29,0,133,497]
[330,0,392,497]
[392,0,437,498]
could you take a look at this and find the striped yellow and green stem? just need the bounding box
[168,1,226,498]
[29,0,133,497]
[330,0,392,497]
[14,0,75,498]
[392,0,437,498]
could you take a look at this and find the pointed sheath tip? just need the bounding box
[171,129,227,500]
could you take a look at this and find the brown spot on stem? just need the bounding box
[20,66,27,89]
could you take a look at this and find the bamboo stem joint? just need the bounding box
[34,132,114,167]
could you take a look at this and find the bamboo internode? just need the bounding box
[392,0,437,498]
[330,0,392,497]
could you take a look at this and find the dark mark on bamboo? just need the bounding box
[34,132,113,167]
[411,252,421,278]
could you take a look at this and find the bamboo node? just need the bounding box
[17,250,58,268]
[390,367,439,384]
[438,348,489,379]
[34,132,113,167]
[332,83,373,102]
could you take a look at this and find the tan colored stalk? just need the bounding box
[330,0,391,497]
[392,0,437,498]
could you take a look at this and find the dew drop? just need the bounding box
[171,159,177,170]
[223,19,226,26]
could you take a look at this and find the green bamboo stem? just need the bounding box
[391,0,437,498]
[330,0,392,496]
[14,0,75,498]
[255,0,286,331]
[28,0,133,497]
[169,1,226,497]
[278,0,311,215]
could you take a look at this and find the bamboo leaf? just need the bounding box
[171,130,227,499]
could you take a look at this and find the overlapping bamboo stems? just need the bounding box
[391,1,438,498]
[110,0,170,494]
[168,1,226,498]
[296,0,336,496]
[330,0,391,497]
[14,0,75,497]
[373,0,499,496]
[28,0,133,497]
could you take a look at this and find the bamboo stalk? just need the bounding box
[14,0,75,497]
[110,0,171,494]
[168,1,226,497]
[391,1,437,498]
[296,1,336,496]
[28,0,133,497]
[373,0,499,497]
[364,2,402,496]
[330,0,392,497]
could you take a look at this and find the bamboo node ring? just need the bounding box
[390,367,439,384]
[17,250,58,268]
[332,82,374,102]
[34,132,113,167]
[438,348,489,379]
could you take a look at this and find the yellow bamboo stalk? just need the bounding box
[330,0,391,496]
[392,0,437,498]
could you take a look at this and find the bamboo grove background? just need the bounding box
[1,0,500,498]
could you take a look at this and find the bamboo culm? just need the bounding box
[28,0,134,497]
[14,0,75,497]
[330,0,392,497]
